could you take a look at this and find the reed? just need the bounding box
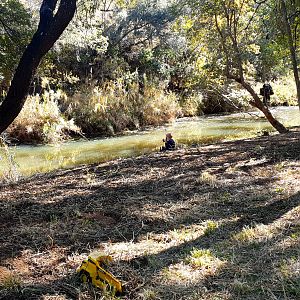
[0,136,21,182]
[7,92,80,144]
[65,79,180,135]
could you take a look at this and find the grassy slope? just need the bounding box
[0,129,300,300]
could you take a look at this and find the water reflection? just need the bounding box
[1,107,299,177]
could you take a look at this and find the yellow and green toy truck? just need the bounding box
[77,253,122,293]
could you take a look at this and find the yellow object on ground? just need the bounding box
[77,254,122,293]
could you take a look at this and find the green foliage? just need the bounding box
[1,0,299,144]
[0,0,32,88]
[184,248,225,270]
[204,220,218,236]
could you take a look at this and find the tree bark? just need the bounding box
[215,11,288,133]
[0,0,77,134]
[228,74,289,133]
[280,0,300,110]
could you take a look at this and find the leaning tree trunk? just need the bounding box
[280,0,300,110]
[214,10,288,134]
[0,0,77,134]
[227,74,288,133]
[241,80,288,133]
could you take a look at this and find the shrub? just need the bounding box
[269,77,298,106]
[180,93,204,117]
[0,137,21,182]
[65,79,181,136]
[6,91,80,144]
[142,84,180,126]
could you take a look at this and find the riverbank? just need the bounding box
[1,128,300,299]
[2,106,300,180]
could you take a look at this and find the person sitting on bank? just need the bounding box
[160,133,176,151]
[260,82,274,106]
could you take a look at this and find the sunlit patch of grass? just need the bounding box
[161,262,205,284]
[203,220,218,236]
[157,250,226,289]
[0,267,21,289]
[166,225,205,242]
[279,258,300,279]
[275,161,286,171]
[233,226,256,243]
[197,171,217,186]
[185,248,226,273]
[232,224,277,244]
[185,248,212,268]
[138,288,159,300]
[106,225,206,261]
[249,165,273,178]
[274,187,285,193]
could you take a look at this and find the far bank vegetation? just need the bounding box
[0,0,299,143]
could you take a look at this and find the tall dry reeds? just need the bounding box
[7,91,80,144]
[0,136,21,182]
[65,79,181,136]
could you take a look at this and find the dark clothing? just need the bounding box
[165,138,175,150]
[160,138,176,151]
[260,83,274,106]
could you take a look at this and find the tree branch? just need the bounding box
[0,0,77,133]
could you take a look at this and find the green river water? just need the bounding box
[1,106,299,178]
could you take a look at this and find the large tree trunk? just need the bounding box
[241,80,288,133]
[215,11,288,134]
[228,74,288,133]
[0,0,77,134]
[280,0,300,109]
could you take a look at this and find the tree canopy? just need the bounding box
[0,0,299,139]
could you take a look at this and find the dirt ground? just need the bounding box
[0,128,300,300]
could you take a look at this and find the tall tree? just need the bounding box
[0,0,77,133]
[185,0,288,133]
[279,0,300,109]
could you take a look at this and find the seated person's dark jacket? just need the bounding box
[165,138,175,150]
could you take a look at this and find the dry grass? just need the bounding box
[6,93,79,144]
[0,137,21,182]
[64,80,180,136]
[1,128,300,299]
[5,79,181,144]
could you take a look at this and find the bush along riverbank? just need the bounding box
[3,75,298,145]
[0,128,300,299]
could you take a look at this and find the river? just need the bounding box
[1,106,299,178]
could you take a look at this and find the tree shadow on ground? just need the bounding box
[0,129,300,299]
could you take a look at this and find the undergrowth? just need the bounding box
[7,91,80,144]
[0,136,21,182]
[65,80,180,136]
